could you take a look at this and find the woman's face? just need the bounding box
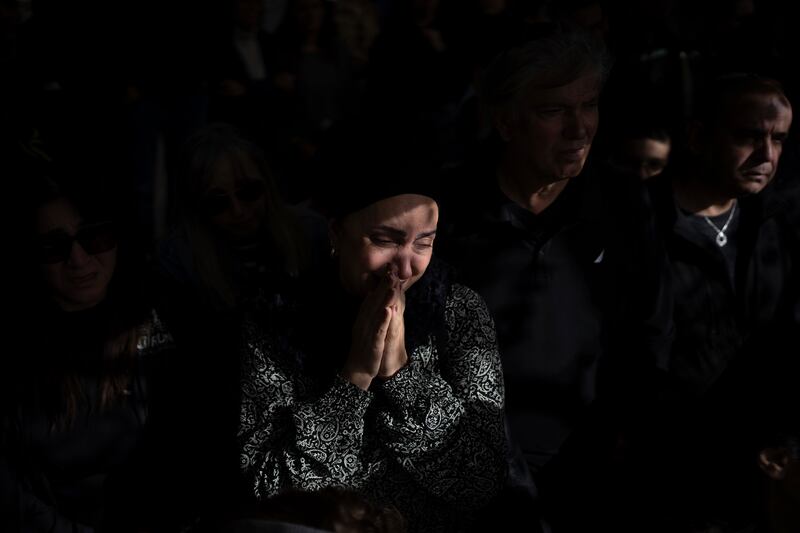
[36,198,117,311]
[201,152,268,241]
[332,194,438,298]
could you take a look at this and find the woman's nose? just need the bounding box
[229,197,245,217]
[393,252,413,281]
[67,241,92,267]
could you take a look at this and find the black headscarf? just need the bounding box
[312,117,442,220]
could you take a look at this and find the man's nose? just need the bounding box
[753,137,777,163]
[564,110,588,140]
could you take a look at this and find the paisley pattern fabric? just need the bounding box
[239,283,506,532]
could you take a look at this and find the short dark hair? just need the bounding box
[693,73,791,126]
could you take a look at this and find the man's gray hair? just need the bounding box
[480,28,612,123]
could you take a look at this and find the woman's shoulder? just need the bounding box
[241,315,300,362]
[445,283,491,318]
[447,282,480,301]
[430,255,482,307]
[408,259,491,322]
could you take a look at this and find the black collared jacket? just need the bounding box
[648,173,800,398]
[438,155,674,472]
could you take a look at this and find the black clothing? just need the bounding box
[0,302,174,532]
[440,157,672,472]
[645,173,800,531]
[438,153,673,531]
[649,174,800,396]
[238,259,507,532]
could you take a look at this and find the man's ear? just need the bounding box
[686,119,707,156]
[758,447,791,481]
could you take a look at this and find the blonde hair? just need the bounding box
[176,123,306,310]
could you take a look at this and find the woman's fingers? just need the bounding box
[379,304,408,379]
[344,296,394,390]
[343,265,406,388]
[373,306,393,352]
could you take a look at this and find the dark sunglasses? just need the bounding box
[201,181,266,217]
[37,221,117,264]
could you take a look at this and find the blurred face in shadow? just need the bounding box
[500,69,601,186]
[332,194,438,298]
[202,152,268,242]
[619,137,671,179]
[295,0,324,35]
[235,0,264,32]
[702,91,792,196]
[36,198,117,311]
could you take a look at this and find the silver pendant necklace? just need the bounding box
[703,201,737,247]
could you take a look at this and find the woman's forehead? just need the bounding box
[36,198,82,234]
[351,195,438,229]
[206,151,260,189]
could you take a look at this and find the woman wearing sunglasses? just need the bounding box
[1,175,175,532]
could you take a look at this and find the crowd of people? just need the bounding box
[2,1,799,532]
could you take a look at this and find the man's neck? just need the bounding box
[497,160,570,215]
[672,174,736,216]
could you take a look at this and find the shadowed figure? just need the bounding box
[1,171,175,532]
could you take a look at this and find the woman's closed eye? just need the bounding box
[414,237,434,250]
[370,235,398,247]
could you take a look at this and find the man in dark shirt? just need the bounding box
[646,74,799,530]
[438,27,673,530]
[650,74,795,395]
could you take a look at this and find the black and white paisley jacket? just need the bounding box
[238,262,507,532]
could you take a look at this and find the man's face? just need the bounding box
[705,92,792,196]
[501,71,601,185]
